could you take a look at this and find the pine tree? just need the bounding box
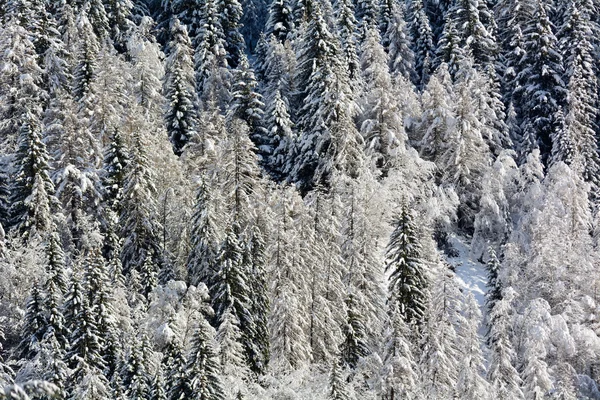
[119,129,162,290]
[445,0,498,67]
[84,0,110,39]
[486,287,524,400]
[163,17,199,156]
[187,177,221,287]
[103,0,133,50]
[334,0,360,81]
[485,246,502,315]
[9,112,56,241]
[186,321,226,399]
[385,202,428,326]
[384,4,415,82]
[291,2,361,191]
[515,0,566,164]
[407,0,435,88]
[340,291,369,369]
[216,307,249,378]
[266,0,295,42]
[328,360,350,400]
[17,282,47,360]
[382,303,419,399]
[218,0,245,68]
[228,55,267,158]
[263,88,295,181]
[193,0,230,107]
[359,27,404,176]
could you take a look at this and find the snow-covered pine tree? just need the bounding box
[193,0,230,108]
[385,201,428,326]
[218,0,245,68]
[340,291,369,369]
[359,27,404,177]
[103,0,134,51]
[17,282,47,360]
[9,112,56,241]
[485,246,503,315]
[187,177,221,288]
[328,360,350,400]
[486,287,525,400]
[407,0,435,88]
[263,88,295,181]
[384,4,415,83]
[454,292,490,399]
[334,0,360,82]
[164,17,199,156]
[418,268,461,399]
[445,0,497,68]
[186,320,226,399]
[228,55,267,159]
[85,0,110,39]
[265,0,295,42]
[119,128,162,292]
[291,1,361,192]
[515,0,566,164]
[382,303,419,399]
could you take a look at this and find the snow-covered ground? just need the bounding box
[446,234,488,312]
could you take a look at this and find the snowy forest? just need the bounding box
[2,0,600,398]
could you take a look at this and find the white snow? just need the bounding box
[446,234,488,312]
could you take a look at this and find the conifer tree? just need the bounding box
[515,0,566,163]
[228,55,267,157]
[186,321,226,399]
[291,1,361,191]
[120,129,162,288]
[266,0,295,42]
[335,0,360,81]
[407,0,435,88]
[17,282,47,360]
[385,202,428,326]
[9,112,56,241]
[263,88,295,181]
[359,27,404,176]
[218,0,245,68]
[384,4,415,82]
[485,246,502,315]
[85,0,110,39]
[486,288,524,400]
[340,291,369,369]
[164,17,199,156]
[328,360,350,400]
[103,0,133,50]
[187,177,221,287]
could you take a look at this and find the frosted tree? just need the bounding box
[515,0,566,163]
[407,0,435,88]
[164,17,199,155]
[486,287,524,400]
[17,282,47,360]
[186,320,226,399]
[266,0,295,42]
[84,0,110,39]
[381,303,419,399]
[521,334,553,399]
[328,361,350,400]
[340,291,369,368]
[268,187,311,370]
[216,307,249,384]
[187,177,221,287]
[416,64,455,166]
[193,0,230,107]
[9,112,56,241]
[228,55,266,157]
[103,0,133,50]
[334,0,360,81]
[0,14,46,173]
[358,27,404,177]
[455,292,490,399]
[485,247,503,315]
[384,4,415,82]
[440,56,491,232]
[384,201,428,326]
[119,128,163,293]
[263,88,295,181]
[291,1,362,191]
[218,0,245,68]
